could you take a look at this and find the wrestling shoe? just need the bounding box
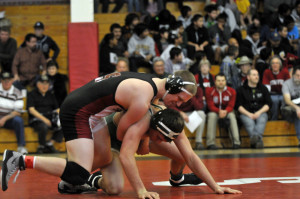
[169,173,203,187]
[1,150,25,191]
[58,180,97,194]
[87,171,102,189]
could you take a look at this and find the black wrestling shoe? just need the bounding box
[87,171,102,189]
[169,173,203,186]
[58,180,97,194]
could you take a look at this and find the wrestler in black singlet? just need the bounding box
[60,72,158,141]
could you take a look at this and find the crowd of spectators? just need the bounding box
[0,21,67,154]
[95,0,300,149]
[2,0,300,153]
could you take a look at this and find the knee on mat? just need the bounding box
[104,182,123,195]
[61,161,90,185]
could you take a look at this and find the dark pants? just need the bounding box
[3,116,25,146]
[31,121,63,146]
[96,0,124,13]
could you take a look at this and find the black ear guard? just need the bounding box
[165,76,184,94]
[165,75,195,94]
[150,110,181,142]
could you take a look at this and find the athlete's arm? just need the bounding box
[119,114,159,199]
[115,80,154,141]
[136,136,150,155]
[174,133,242,194]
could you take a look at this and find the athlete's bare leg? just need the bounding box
[92,127,124,195]
[34,157,66,176]
[66,138,95,172]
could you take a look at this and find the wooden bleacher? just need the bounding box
[185,121,298,149]
[0,4,70,75]
[0,3,298,154]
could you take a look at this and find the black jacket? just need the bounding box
[236,80,272,113]
[36,35,60,61]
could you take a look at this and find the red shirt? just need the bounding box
[205,86,236,113]
[169,87,204,112]
[262,68,290,94]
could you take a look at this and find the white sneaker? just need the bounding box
[17,146,28,154]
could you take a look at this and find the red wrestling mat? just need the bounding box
[68,22,99,92]
[1,157,300,199]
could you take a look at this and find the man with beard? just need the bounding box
[236,69,272,148]
[281,65,300,147]
[12,33,46,89]
[205,73,240,149]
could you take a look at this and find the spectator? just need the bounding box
[12,33,46,89]
[194,59,215,93]
[232,56,252,90]
[115,57,129,72]
[169,87,206,150]
[270,3,291,29]
[204,4,218,29]
[278,25,294,54]
[164,47,189,74]
[218,3,239,33]
[177,5,192,29]
[194,59,215,110]
[46,61,68,107]
[27,75,63,154]
[236,69,272,148]
[160,31,190,63]
[108,23,129,58]
[154,27,169,55]
[291,0,300,34]
[175,21,188,55]
[0,27,17,73]
[208,12,232,64]
[255,47,272,82]
[220,45,239,87]
[122,13,140,43]
[263,56,290,120]
[33,22,60,62]
[140,0,164,20]
[266,31,292,58]
[285,16,299,52]
[128,23,155,72]
[99,33,118,75]
[186,14,214,64]
[0,72,27,154]
[152,57,169,78]
[281,65,300,147]
[243,26,262,59]
[236,0,252,29]
[148,9,176,35]
[205,73,240,149]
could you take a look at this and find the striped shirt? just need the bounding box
[0,83,23,118]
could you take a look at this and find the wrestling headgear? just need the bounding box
[150,109,184,142]
[164,75,195,99]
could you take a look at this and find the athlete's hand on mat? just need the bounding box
[138,191,160,199]
[215,186,242,194]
